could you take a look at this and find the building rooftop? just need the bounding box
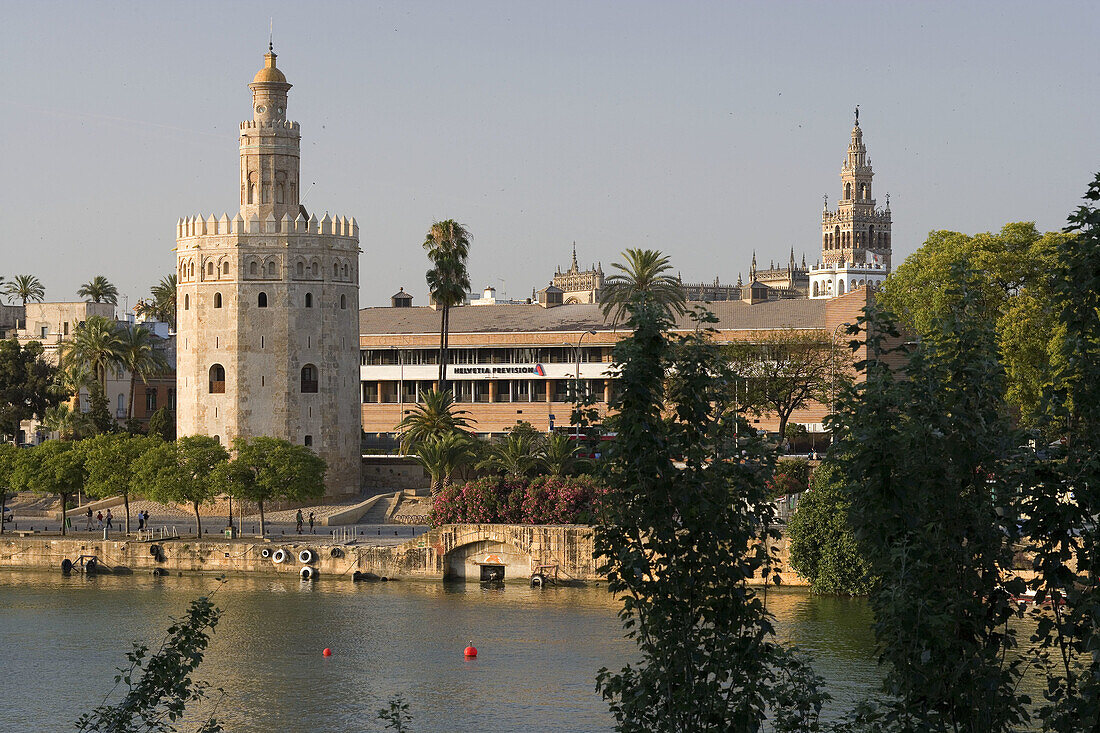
[359,299,828,335]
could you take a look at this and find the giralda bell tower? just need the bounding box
[175,46,362,497]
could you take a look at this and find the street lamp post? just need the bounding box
[574,330,597,435]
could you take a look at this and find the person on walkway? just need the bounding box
[85,508,93,531]
[96,511,103,530]
[308,512,315,534]
[105,509,113,531]
[143,510,151,530]
[137,512,145,531]
[295,509,304,534]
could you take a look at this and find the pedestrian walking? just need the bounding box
[308,512,315,534]
[96,511,103,530]
[143,510,150,529]
[137,512,145,531]
[85,508,93,531]
[105,509,113,530]
[295,509,304,534]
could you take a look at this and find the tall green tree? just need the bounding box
[877,222,1070,431]
[1018,172,1100,731]
[63,315,123,395]
[116,325,169,422]
[830,281,1026,731]
[0,338,62,442]
[11,441,86,536]
[147,406,175,442]
[213,436,325,537]
[82,433,156,533]
[395,388,471,453]
[77,275,120,305]
[2,274,45,306]
[422,220,471,390]
[54,359,95,414]
[787,461,872,595]
[599,248,687,325]
[725,329,843,438]
[134,436,227,537]
[0,442,17,535]
[594,295,824,731]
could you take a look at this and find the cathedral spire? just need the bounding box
[571,241,578,272]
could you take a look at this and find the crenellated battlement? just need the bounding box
[239,119,300,133]
[176,211,358,240]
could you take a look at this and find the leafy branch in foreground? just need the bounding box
[376,695,413,732]
[75,595,225,733]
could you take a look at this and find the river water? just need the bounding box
[0,571,879,732]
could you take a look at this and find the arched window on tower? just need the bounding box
[311,261,319,278]
[305,292,313,308]
[222,261,230,275]
[206,262,214,278]
[340,294,347,310]
[813,282,819,297]
[267,261,277,278]
[213,292,222,308]
[250,261,259,277]
[838,280,846,295]
[258,292,268,308]
[333,262,339,278]
[296,261,304,278]
[184,294,189,311]
[834,226,840,249]
[209,364,226,394]
[247,172,257,205]
[868,225,874,249]
[189,262,195,278]
[301,364,318,393]
[845,182,851,200]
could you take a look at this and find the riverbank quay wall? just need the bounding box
[0,525,805,585]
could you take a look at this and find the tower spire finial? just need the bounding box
[269,18,274,52]
[854,104,859,126]
[571,241,578,271]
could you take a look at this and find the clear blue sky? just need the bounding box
[1,1,1096,307]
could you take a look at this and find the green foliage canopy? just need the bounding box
[787,461,872,596]
[0,338,62,441]
[877,222,1070,430]
[134,436,227,537]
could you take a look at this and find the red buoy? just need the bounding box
[322,648,332,657]
[464,643,478,658]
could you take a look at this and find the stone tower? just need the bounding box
[821,110,892,269]
[175,47,361,497]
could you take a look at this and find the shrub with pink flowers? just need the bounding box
[431,474,606,526]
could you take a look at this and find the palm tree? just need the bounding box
[63,315,123,395]
[2,274,45,306]
[477,432,541,478]
[54,360,95,413]
[136,274,177,330]
[540,432,582,476]
[396,389,472,453]
[423,220,471,390]
[116,325,169,422]
[77,276,119,305]
[413,432,476,498]
[599,248,687,325]
[41,403,93,441]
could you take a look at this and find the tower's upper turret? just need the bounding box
[820,109,891,269]
[249,44,291,123]
[239,45,300,220]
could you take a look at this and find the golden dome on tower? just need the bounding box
[252,45,287,84]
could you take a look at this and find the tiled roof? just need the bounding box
[359,299,827,335]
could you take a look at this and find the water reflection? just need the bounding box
[0,572,880,732]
